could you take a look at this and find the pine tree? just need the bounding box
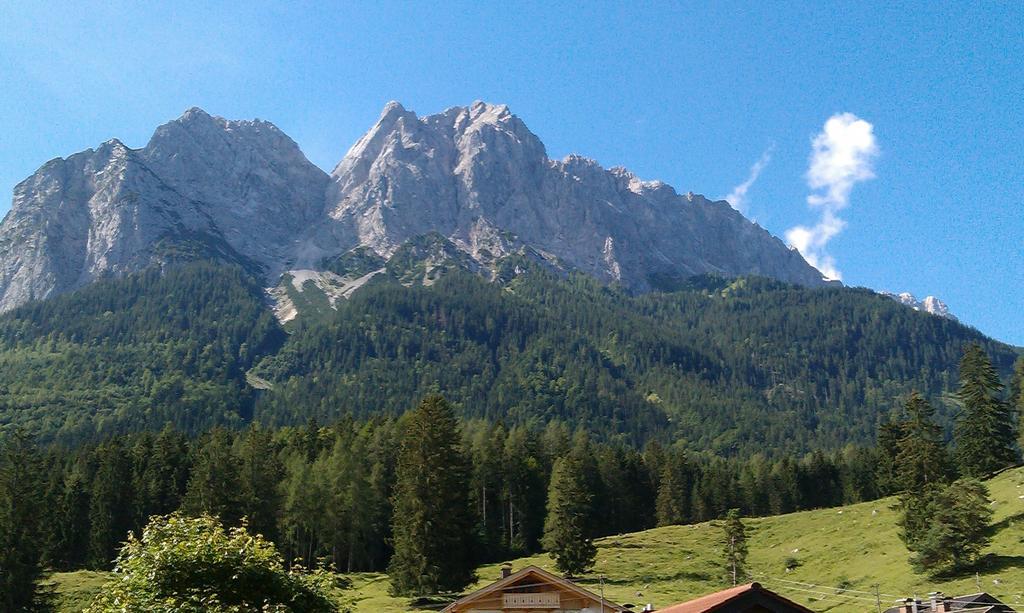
[655,461,687,526]
[895,392,952,491]
[0,430,44,611]
[140,425,189,518]
[954,344,1019,476]
[56,468,92,570]
[1011,356,1024,448]
[906,479,993,575]
[237,423,284,543]
[875,418,907,495]
[182,427,241,524]
[89,439,136,568]
[542,455,597,577]
[503,425,546,554]
[388,395,476,595]
[721,508,748,586]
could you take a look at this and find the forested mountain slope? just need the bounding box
[0,263,282,441]
[0,256,1012,452]
[252,264,1017,453]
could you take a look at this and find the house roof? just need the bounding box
[656,582,815,613]
[883,592,1016,613]
[441,565,627,612]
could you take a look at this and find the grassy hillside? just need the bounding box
[50,466,1024,612]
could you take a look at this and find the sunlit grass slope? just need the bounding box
[51,467,1024,612]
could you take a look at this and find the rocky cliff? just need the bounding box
[0,101,828,312]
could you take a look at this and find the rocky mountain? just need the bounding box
[882,291,957,321]
[0,101,829,313]
[0,109,327,311]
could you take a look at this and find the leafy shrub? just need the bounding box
[85,513,336,612]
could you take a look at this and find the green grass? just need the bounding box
[42,571,110,612]
[49,467,1024,612]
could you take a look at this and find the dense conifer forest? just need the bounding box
[5,408,887,578]
[0,259,1015,453]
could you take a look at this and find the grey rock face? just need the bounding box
[0,101,828,312]
[882,291,957,321]
[0,109,328,311]
[318,101,828,290]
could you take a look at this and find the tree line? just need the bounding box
[2,344,1020,607]
[2,401,887,607]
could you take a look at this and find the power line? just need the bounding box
[762,583,883,604]
[760,575,904,599]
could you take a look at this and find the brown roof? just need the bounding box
[657,582,815,613]
[441,565,627,612]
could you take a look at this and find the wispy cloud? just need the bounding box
[786,113,878,281]
[725,146,773,215]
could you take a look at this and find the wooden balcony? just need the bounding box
[502,591,561,608]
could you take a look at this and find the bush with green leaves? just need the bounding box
[85,513,337,612]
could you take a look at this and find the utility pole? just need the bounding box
[600,575,605,613]
[873,584,881,613]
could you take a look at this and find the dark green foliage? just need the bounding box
[24,408,892,581]
[388,396,476,596]
[890,391,955,566]
[88,439,135,569]
[182,428,241,524]
[721,509,749,586]
[0,431,44,611]
[895,392,953,491]
[656,453,690,526]
[0,262,284,443]
[875,419,906,496]
[901,479,994,576]
[542,455,597,576]
[252,267,1017,454]
[0,256,1015,457]
[237,424,285,544]
[954,344,1019,476]
[1011,356,1024,448]
[85,513,336,612]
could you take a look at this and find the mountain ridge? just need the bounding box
[0,102,830,313]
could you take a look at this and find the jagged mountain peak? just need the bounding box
[0,102,831,314]
[882,291,957,321]
[321,101,827,290]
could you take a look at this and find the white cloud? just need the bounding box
[725,146,773,215]
[786,113,878,281]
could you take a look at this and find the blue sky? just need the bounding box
[1,2,1021,345]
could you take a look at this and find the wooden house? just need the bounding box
[441,565,628,613]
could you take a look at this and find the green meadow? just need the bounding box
[50,466,1024,612]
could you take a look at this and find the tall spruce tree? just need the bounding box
[388,395,476,596]
[0,430,44,611]
[875,418,907,495]
[1011,356,1024,448]
[954,344,1019,476]
[182,428,241,524]
[895,392,952,491]
[892,392,953,554]
[89,439,136,569]
[655,460,688,526]
[905,478,993,575]
[721,509,749,586]
[542,455,597,577]
[237,423,284,543]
